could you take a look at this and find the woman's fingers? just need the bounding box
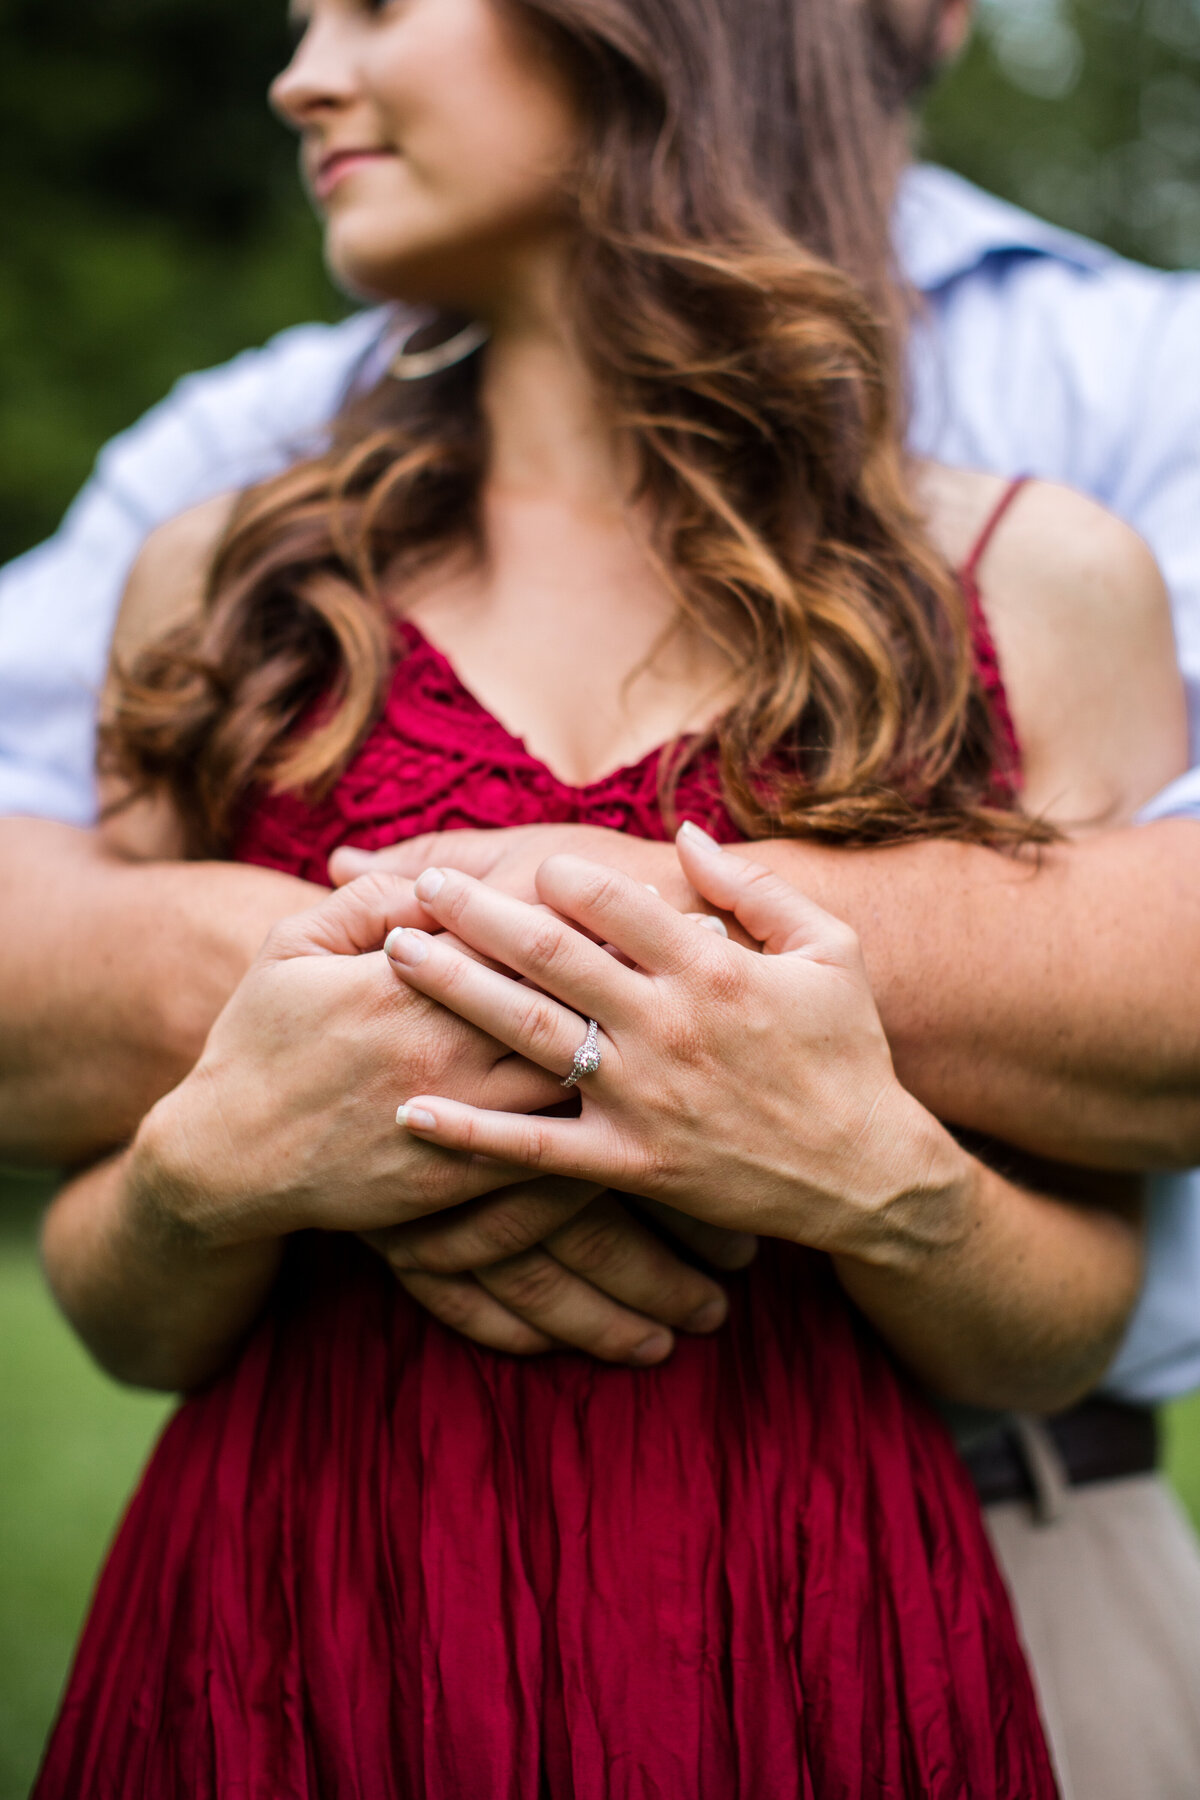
[398,1097,611,1184]
[374,1179,604,1274]
[544,1195,729,1333]
[474,1245,674,1364]
[675,823,860,963]
[533,855,709,977]
[410,867,639,1022]
[385,925,610,1081]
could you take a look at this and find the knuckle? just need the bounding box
[514,991,565,1062]
[517,915,570,980]
[576,862,628,918]
[739,859,777,898]
[399,1272,482,1330]
[350,869,407,910]
[434,948,476,1000]
[486,1253,564,1313]
[388,1230,456,1274]
[699,953,749,1009]
[554,1211,631,1277]
[824,919,861,963]
[477,1205,547,1262]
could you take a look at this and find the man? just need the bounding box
[3,5,1200,1794]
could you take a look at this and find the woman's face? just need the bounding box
[271,0,582,311]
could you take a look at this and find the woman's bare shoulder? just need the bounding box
[101,494,237,862]
[917,464,1188,832]
[112,491,238,663]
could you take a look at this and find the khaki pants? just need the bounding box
[986,1473,1200,1800]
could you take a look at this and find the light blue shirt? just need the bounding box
[2,165,1198,1401]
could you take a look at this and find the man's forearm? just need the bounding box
[0,820,319,1164]
[749,819,1200,1170]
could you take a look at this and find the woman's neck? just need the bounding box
[480,279,632,517]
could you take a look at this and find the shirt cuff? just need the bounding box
[1136,768,1200,823]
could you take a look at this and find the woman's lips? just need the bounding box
[313,150,395,201]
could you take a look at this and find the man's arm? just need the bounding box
[346,814,1200,1172]
[751,820,1200,1172]
[0,819,318,1163]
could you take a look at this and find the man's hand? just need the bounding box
[330,824,700,911]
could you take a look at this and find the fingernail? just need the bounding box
[385,927,429,966]
[679,821,723,854]
[684,1296,727,1333]
[414,868,446,903]
[695,914,728,937]
[397,1103,437,1131]
[644,883,660,896]
[630,1331,673,1366]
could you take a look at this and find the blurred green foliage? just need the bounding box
[0,0,343,564]
[1,1,1199,566]
[924,0,1200,266]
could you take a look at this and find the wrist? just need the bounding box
[825,1093,976,1274]
[128,1077,266,1256]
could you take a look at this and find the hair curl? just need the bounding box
[104,0,1045,856]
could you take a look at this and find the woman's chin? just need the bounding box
[321,224,478,311]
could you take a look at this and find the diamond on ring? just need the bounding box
[562,1018,602,1089]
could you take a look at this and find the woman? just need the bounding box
[35,0,1184,1791]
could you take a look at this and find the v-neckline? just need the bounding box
[396,617,696,797]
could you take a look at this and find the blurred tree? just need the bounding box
[923,0,1200,266]
[0,0,342,562]
[0,0,1197,565]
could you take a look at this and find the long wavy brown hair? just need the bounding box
[104,0,1042,856]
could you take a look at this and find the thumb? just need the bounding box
[327,844,379,886]
[328,830,503,889]
[264,871,429,962]
[675,824,856,963]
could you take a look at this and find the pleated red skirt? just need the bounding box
[36,1237,1055,1798]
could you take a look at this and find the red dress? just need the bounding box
[36,500,1057,1799]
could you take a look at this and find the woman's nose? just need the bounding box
[269,18,359,128]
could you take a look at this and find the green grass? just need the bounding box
[0,1173,171,1800]
[3,1171,1200,1799]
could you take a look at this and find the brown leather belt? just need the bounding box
[964,1397,1158,1507]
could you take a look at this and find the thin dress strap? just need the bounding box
[961,475,1030,584]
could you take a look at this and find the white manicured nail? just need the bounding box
[385,928,429,966]
[696,914,729,936]
[397,1103,437,1131]
[414,868,446,902]
[679,821,723,854]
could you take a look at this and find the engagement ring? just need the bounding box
[562,1018,602,1088]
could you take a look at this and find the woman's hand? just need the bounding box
[384,826,972,1269]
[373,1189,752,1361]
[131,869,566,1252]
